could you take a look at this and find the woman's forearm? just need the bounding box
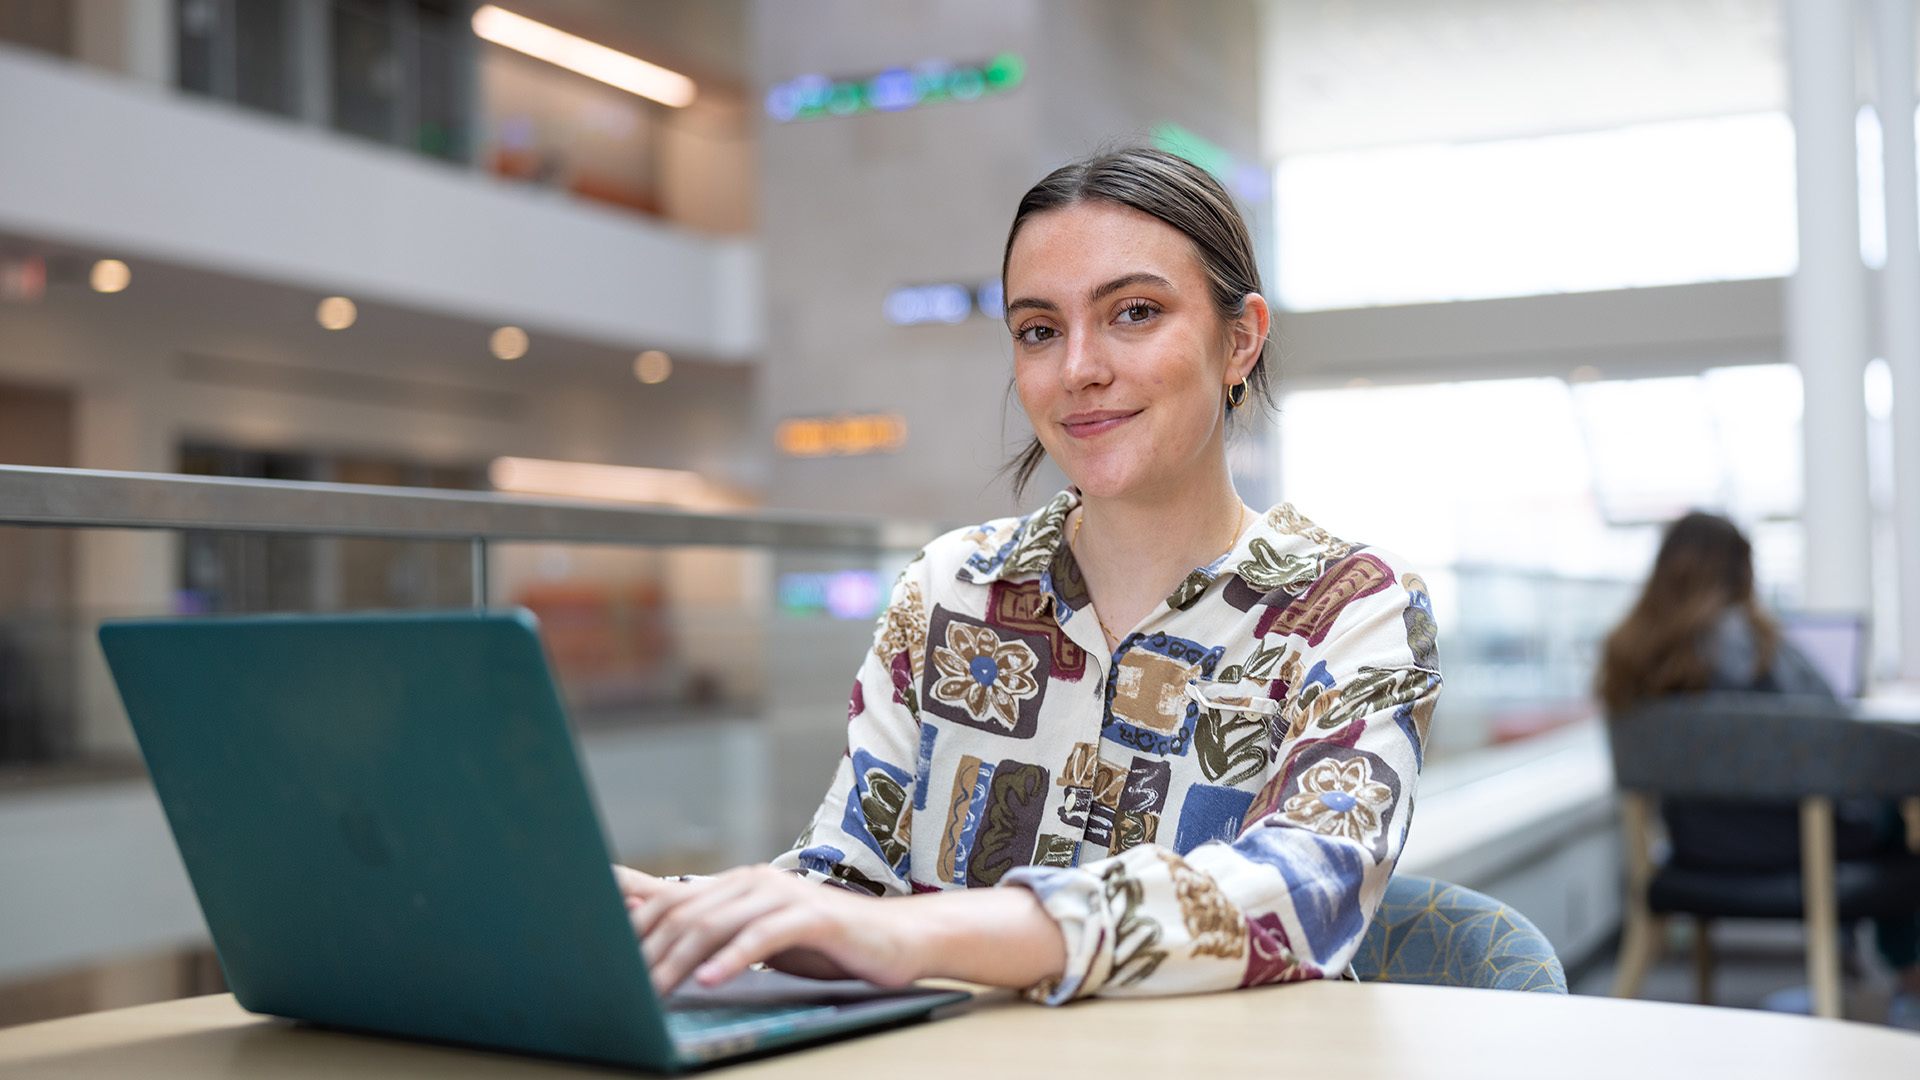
[903,885,1067,988]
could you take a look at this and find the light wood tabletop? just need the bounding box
[1,982,1916,1079]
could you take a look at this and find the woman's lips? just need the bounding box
[1061,410,1141,439]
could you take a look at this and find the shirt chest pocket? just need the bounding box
[1183,677,1281,786]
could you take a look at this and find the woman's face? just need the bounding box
[1004,200,1257,503]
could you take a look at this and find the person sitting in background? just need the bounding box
[615,147,1442,1004]
[1597,510,1920,1026]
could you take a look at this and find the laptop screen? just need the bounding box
[1779,612,1868,699]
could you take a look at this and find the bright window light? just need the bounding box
[1277,365,1805,580]
[1698,364,1804,520]
[1275,113,1798,311]
[1279,105,1920,311]
[1855,104,1920,270]
[471,5,696,108]
[1567,365,1803,527]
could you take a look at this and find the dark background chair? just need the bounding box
[1606,694,1920,1018]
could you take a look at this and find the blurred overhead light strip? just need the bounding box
[490,457,739,510]
[471,5,696,108]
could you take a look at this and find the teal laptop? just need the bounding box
[98,609,967,1072]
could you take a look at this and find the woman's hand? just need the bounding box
[623,864,1069,998]
[629,865,919,996]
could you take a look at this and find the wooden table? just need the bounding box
[1,982,1916,1079]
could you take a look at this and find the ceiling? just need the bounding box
[0,231,740,397]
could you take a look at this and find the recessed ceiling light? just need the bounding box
[89,259,131,294]
[634,350,672,384]
[490,326,530,361]
[316,296,357,330]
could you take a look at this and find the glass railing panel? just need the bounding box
[1423,563,1635,763]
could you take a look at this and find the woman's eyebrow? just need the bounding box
[1088,271,1173,302]
[1004,295,1056,317]
[1005,271,1175,319]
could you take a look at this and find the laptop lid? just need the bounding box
[1779,611,1869,699]
[99,610,680,1070]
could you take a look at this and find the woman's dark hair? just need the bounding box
[1597,510,1781,714]
[999,146,1273,498]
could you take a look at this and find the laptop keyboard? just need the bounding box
[664,1002,841,1042]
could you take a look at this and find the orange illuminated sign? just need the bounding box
[776,414,909,457]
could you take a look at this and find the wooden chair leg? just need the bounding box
[1692,916,1714,1005]
[1613,909,1665,999]
[1614,792,1663,999]
[1800,797,1842,1020]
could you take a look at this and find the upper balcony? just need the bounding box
[0,0,760,361]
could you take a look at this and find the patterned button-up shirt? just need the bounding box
[770,490,1441,1002]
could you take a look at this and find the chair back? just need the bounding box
[1607,694,1920,800]
[1352,874,1567,993]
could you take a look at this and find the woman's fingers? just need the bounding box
[689,906,833,989]
[612,864,672,901]
[624,866,916,997]
[646,887,800,995]
[637,873,756,967]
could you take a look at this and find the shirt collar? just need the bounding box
[956,490,1356,612]
[956,489,1078,587]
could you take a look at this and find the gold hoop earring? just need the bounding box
[1226,380,1249,410]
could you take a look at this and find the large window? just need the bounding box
[1276,366,1809,755]
[1278,366,1806,589]
[1274,108,1920,311]
[1274,114,1796,311]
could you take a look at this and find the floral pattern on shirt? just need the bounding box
[772,490,1441,1002]
[1280,754,1395,846]
[928,620,1042,732]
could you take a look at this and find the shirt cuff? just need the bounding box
[1001,864,1110,1005]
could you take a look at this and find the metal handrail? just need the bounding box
[0,465,938,606]
[0,465,932,548]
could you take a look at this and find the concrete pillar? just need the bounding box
[1785,0,1874,614]
[1876,0,1920,676]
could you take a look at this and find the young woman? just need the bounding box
[1598,512,1833,712]
[618,147,1442,1004]
[1599,511,1920,1023]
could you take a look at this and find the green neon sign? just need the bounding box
[766,54,1026,123]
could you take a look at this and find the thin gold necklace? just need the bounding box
[1071,502,1249,649]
